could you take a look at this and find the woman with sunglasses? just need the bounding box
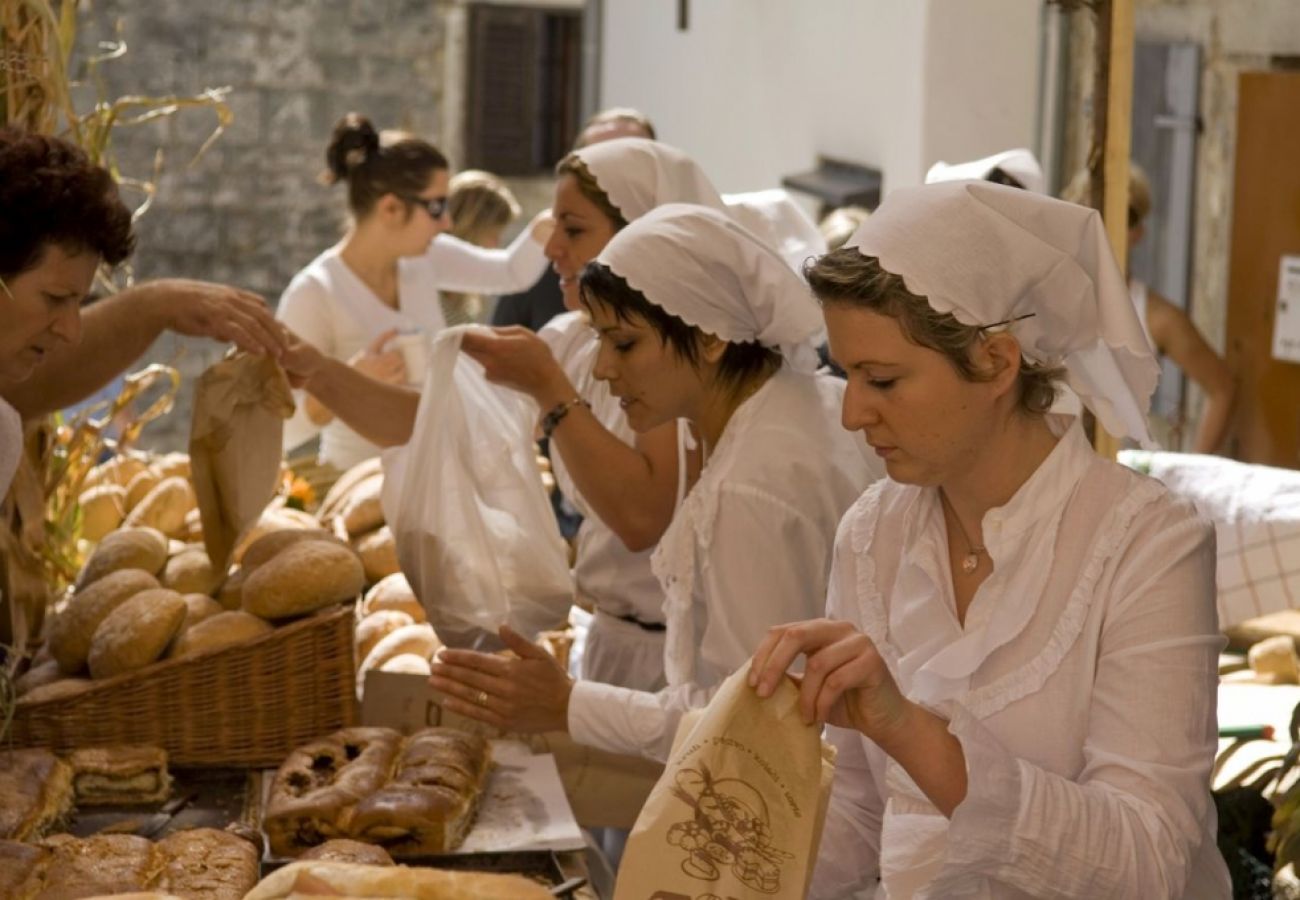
[276,113,551,471]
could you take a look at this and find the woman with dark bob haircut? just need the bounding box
[748,181,1229,897]
[0,126,286,498]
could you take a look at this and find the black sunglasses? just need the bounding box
[401,194,450,219]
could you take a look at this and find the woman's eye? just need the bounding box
[564,227,583,239]
[868,378,896,390]
[614,341,635,354]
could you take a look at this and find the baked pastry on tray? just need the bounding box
[263,726,490,858]
[67,746,171,806]
[0,749,74,841]
[243,860,553,900]
[300,838,394,866]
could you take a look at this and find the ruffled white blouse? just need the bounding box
[811,419,1231,899]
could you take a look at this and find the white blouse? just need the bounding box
[567,365,883,761]
[277,231,546,469]
[0,396,21,499]
[811,420,1231,899]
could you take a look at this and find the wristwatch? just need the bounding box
[540,396,590,438]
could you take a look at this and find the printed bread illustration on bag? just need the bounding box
[615,667,836,900]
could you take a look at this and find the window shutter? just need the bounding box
[466,5,540,175]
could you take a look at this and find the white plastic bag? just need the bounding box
[381,326,574,649]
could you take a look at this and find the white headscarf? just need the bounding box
[573,138,727,221]
[845,180,1158,446]
[925,148,1046,195]
[595,204,823,372]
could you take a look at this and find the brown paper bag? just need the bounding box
[189,352,294,571]
[614,668,836,900]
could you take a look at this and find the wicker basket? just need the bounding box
[11,603,358,767]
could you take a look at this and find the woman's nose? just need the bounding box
[841,382,880,432]
[592,341,617,382]
[50,302,82,346]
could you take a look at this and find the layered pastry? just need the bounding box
[0,749,75,841]
[67,746,171,807]
[264,727,491,858]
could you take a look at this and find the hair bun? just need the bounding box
[323,113,381,184]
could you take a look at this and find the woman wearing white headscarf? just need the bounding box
[428,204,881,762]
[925,147,1046,194]
[748,181,1229,898]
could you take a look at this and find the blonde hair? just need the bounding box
[1060,162,1152,227]
[448,170,521,246]
[818,206,871,252]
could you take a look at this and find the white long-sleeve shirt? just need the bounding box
[566,365,883,762]
[811,419,1231,899]
[0,396,21,499]
[277,230,546,469]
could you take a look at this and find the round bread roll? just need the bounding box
[76,527,168,590]
[214,567,247,611]
[50,568,161,673]
[78,484,127,542]
[319,457,383,520]
[241,540,365,620]
[124,477,195,538]
[123,467,162,512]
[17,677,94,705]
[230,506,323,565]
[179,593,225,633]
[354,525,399,583]
[379,652,432,677]
[361,573,425,623]
[181,507,204,543]
[299,839,394,867]
[87,588,187,679]
[153,452,191,481]
[168,610,273,659]
[358,623,440,679]
[240,527,341,574]
[161,548,220,595]
[83,454,148,492]
[355,610,414,665]
[15,659,63,695]
[339,473,385,537]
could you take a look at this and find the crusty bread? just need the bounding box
[167,610,273,659]
[242,540,364,620]
[0,840,46,898]
[50,568,161,673]
[161,547,220,595]
[358,624,440,681]
[355,611,414,666]
[378,653,432,677]
[0,749,74,841]
[241,527,342,574]
[124,467,163,512]
[319,457,384,521]
[155,827,260,899]
[88,588,187,679]
[68,746,171,806]
[215,567,247,611]
[76,527,169,590]
[153,452,191,481]
[17,677,94,705]
[361,573,425,623]
[300,838,394,866]
[83,454,149,492]
[338,473,385,537]
[80,483,128,541]
[178,593,225,633]
[355,526,400,583]
[15,658,63,696]
[36,834,157,897]
[230,506,324,565]
[244,860,552,899]
[125,476,196,538]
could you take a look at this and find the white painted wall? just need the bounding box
[600,0,1043,201]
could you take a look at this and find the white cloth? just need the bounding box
[597,204,824,372]
[723,188,829,273]
[811,420,1230,899]
[846,181,1159,447]
[539,310,668,692]
[277,230,545,469]
[1120,448,1300,629]
[1129,280,1155,348]
[925,148,1046,195]
[0,396,21,499]
[567,366,883,762]
[574,138,727,221]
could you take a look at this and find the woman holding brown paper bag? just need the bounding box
[749,182,1229,898]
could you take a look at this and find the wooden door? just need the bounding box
[1225,71,1300,468]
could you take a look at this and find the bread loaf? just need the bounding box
[215,567,247,611]
[339,473,385,537]
[124,467,162,512]
[358,623,439,680]
[243,860,552,899]
[355,611,414,666]
[300,838,394,866]
[15,659,62,696]
[83,454,148,491]
[76,527,168,590]
[17,678,94,704]
[230,507,324,564]
[362,573,425,623]
[161,548,220,595]
[242,540,364,620]
[79,484,127,542]
[168,611,273,659]
[88,588,187,678]
[178,593,225,632]
[240,527,341,573]
[153,452,191,481]
[154,827,260,899]
[355,525,399,583]
[319,457,383,520]
[379,653,432,677]
[181,507,204,543]
[51,568,161,672]
[124,477,195,538]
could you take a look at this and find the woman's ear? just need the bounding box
[698,332,728,365]
[978,332,1023,398]
[375,193,408,225]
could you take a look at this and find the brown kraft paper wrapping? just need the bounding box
[189,351,295,571]
[615,667,836,900]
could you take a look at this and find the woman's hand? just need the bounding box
[148,278,287,358]
[748,618,915,744]
[529,210,555,245]
[460,326,574,408]
[349,328,407,385]
[278,326,328,390]
[428,625,573,733]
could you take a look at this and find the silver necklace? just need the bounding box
[940,490,986,575]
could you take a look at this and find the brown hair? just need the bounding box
[0,126,135,280]
[805,248,1063,415]
[575,107,656,147]
[321,112,448,218]
[554,153,629,230]
[448,170,521,245]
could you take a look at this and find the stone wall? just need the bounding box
[70,0,453,451]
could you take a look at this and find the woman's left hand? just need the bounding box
[428,625,573,733]
[748,618,916,744]
[460,327,573,408]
